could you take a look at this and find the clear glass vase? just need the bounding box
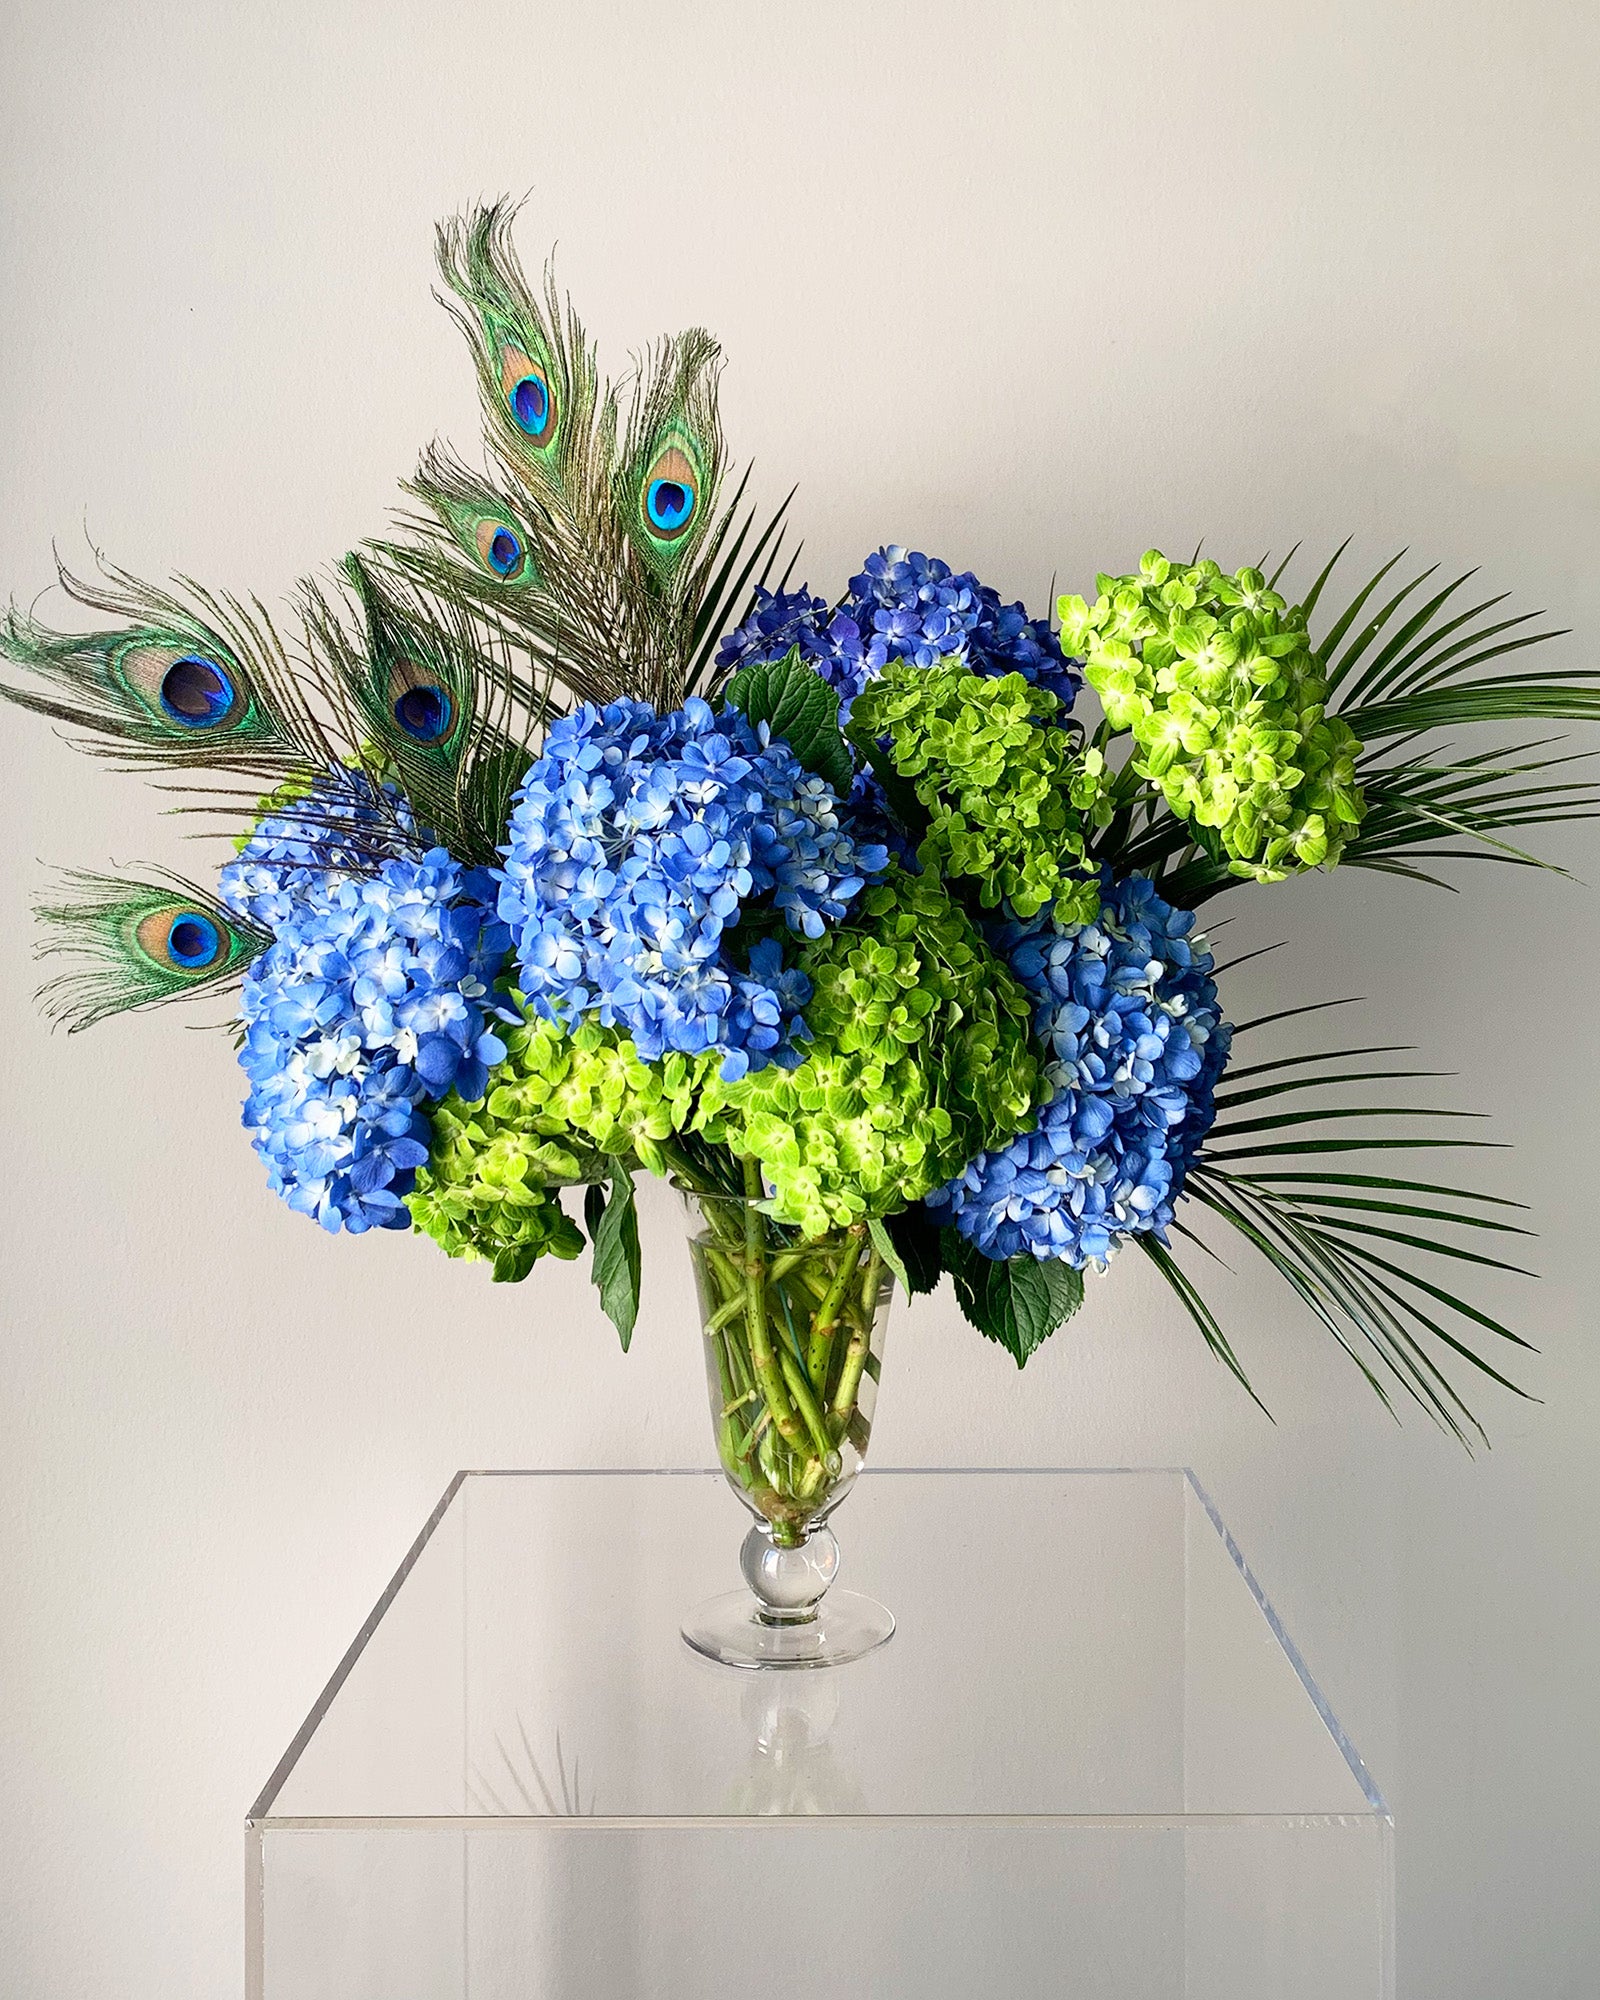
[678,1188,896,1669]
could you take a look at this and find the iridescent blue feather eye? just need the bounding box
[487,527,523,576]
[647,479,693,533]
[166,913,220,966]
[499,346,554,444]
[511,375,550,438]
[141,909,223,970]
[159,655,235,728]
[640,444,700,545]
[473,515,528,579]
[394,683,452,743]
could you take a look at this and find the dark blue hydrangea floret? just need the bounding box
[927,876,1231,1269]
[845,546,982,674]
[236,850,511,1234]
[717,548,1080,721]
[717,586,840,669]
[496,696,888,1082]
[970,592,1083,707]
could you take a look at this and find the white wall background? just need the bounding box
[1,3,1596,1994]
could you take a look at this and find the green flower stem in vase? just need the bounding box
[681,1174,895,1668]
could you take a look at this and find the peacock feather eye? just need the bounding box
[117,642,245,731]
[475,519,527,580]
[160,655,236,727]
[387,660,454,744]
[642,446,698,541]
[32,870,267,1031]
[500,347,553,441]
[135,906,224,972]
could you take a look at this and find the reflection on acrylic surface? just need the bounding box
[471,1723,595,1818]
[723,1673,868,1818]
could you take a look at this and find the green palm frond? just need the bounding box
[1308,549,1574,711]
[1347,739,1600,882]
[1147,1027,1539,1445]
[1185,1171,1527,1446]
[684,474,797,697]
[1350,671,1600,742]
[1299,545,1600,884]
[1137,1233,1266,1409]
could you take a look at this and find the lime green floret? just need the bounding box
[696,867,1043,1237]
[411,1008,719,1281]
[848,660,1109,922]
[1059,552,1364,881]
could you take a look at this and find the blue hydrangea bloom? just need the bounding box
[716,586,839,668]
[219,769,422,933]
[716,549,1081,720]
[927,877,1231,1269]
[497,696,887,1080]
[237,850,511,1233]
[846,546,985,673]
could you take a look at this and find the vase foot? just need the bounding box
[680,1588,895,1670]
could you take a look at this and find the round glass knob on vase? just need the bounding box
[678,1188,895,1669]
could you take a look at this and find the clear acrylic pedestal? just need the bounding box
[247,1469,1393,1999]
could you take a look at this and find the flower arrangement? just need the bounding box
[5,202,1596,1506]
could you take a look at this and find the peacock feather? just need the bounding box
[401,447,544,595]
[384,204,778,712]
[0,562,331,783]
[33,870,268,1032]
[615,328,723,601]
[300,553,538,868]
[435,201,601,523]
[335,553,480,761]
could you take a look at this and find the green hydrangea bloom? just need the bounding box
[410,1006,718,1280]
[409,1140,584,1282]
[695,867,1043,1236]
[1059,552,1365,881]
[848,660,1109,922]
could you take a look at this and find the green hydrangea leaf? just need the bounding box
[945,1233,1084,1367]
[724,645,855,794]
[883,1205,946,1296]
[866,1215,910,1297]
[590,1161,642,1352]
